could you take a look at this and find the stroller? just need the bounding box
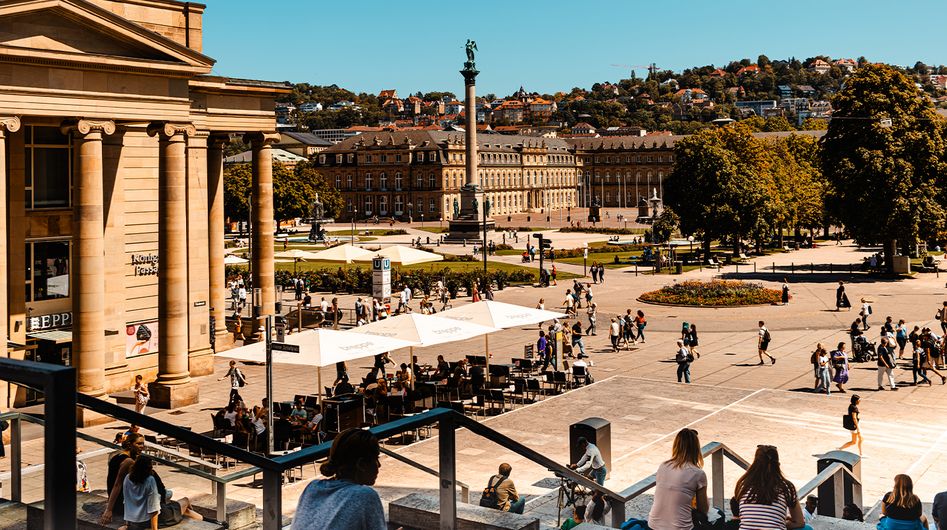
[852,335,877,362]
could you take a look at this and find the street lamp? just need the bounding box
[688,235,694,259]
[351,207,358,245]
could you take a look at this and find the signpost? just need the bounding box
[583,243,589,277]
[372,257,391,300]
[264,316,300,454]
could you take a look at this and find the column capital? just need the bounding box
[148,122,197,140]
[0,116,21,136]
[61,118,115,137]
[243,131,280,146]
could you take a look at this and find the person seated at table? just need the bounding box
[250,406,267,450]
[390,380,407,398]
[468,364,485,395]
[362,368,381,389]
[396,363,414,387]
[334,362,348,386]
[457,358,470,376]
[334,375,356,396]
[289,400,309,425]
[302,293,312,309]
[222,402,239,427]
[434,355,450,380]
[411,355,423,381]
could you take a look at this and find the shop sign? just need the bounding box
[131,253,159,276]
[28,311,72,331]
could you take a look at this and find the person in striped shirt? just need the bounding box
[734,445,809,530]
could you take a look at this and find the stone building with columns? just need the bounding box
[316,131,579,221]
[0,0,288,411]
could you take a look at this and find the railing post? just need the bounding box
[609,496,626,528]
[262,469,282,530]
[461,484,469,504]
[831,469,845,518]
[10,416,21,503]
[711,450,724,511]
[217,479,227,524]
[439,415,457,530]
[46,366,76,530]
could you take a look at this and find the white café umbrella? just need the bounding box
[219,328,415,400]
[350,313,497,386]
[308,244,375,264]
[439,300,568,370]
[356,245,444,266]
[223,255,248,265]
[274,249,322,274]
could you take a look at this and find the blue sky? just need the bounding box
[203,0,947,97]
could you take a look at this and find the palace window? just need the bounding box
[379,196,388,214]
[416,152,423,162]
[429,174,436,188]
[428,152,436,161]
[26,239,70,302]
[25,126,71,209]
[395,154,402,163]
[429,198,436,212]
[379,172,388,190]
[380,154,388,163]
[346,174,353,189]
[395,172,402,190]
[365,173,373,190]
[394,195,403,213]
[347,154,354,163]
[335,175,341,188]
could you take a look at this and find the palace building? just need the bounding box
[0,0,287,413]
[316,131,580,221]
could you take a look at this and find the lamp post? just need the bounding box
[688,235,694,261]
[351,207,357,245]
[407,202,413,224]
[420,212,424,227]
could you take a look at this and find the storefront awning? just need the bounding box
[27,330,73,344]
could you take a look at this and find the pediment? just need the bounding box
[0,0,214,74]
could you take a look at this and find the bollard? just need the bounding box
[811,262,814,274]
[791,262,795,275]
[830,263,833,274]
[773,262,776,276]
[849,263,853,275]
[736,263,739,275]
[754,262,757,273]
[635,264,638,276]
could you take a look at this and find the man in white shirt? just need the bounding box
[570,437,606,485]
[757,320,775,365]
[803,496,818,524]
[320,297,329,313]
[860,298,872,330]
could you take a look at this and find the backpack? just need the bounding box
[479,476,501,509]
[236,369,247,388]
[763,329,772,342]
[867,305,873,315]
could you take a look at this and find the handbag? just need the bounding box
[479,476,501,509]
[843,414,856,431]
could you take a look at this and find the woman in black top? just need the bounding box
[881,474,927,527]
[839,395,863,455]
[688,324,700,359]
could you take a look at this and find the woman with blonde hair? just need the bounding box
[879,474,928,529]
[735,445,807,529]
[647,428,708,530]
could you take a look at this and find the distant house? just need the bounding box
[736,64,760,76]
[778,85,792,98]
[445,100,464,115]
[528,97,556,120]
[929,75,947,90]
[328,101,358,111]
[298,102,323,113]
[726,86,746,98]
[779,98,810,114]
[834,58,857,72]
[382,98,404,114]
[810,59,831,75]
[797,85,816,97]
[674,88,708,105]
[571,122,597,135]
[735,100,777,116]
[225,148,307,167]
[277,131,334,156]
[709,68,727,77]
[405,96,423,115]
[275,103,295,124]
[492,100,525,122]
[378,89,398,99]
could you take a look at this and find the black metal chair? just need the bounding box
[572,365,588,387]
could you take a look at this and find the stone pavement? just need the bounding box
[4,240,947,523]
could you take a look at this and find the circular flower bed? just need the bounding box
[639,280,781,307]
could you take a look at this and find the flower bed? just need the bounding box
[639,280,781,307]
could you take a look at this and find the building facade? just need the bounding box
[0,0,287,413]
[316,131,579,221]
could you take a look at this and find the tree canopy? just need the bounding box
[821,63,947,268]
[224,161,343,225]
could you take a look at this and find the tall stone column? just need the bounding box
[63,119,114,397]
[148,122,199,408]
[0,117,19,360]
[207,135,229,347]
[244,132,279,333]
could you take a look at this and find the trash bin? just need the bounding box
[816,450,861,517]
[675,261,683,274]
[570,417,611,478]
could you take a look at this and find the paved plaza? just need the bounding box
[5,238,947,524]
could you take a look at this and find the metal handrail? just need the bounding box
[378,446,470,503]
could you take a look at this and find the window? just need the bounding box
[365,173,373,190]
[335,154,342,164]
[394,195,403,213]
[347,154,354,163]
[416,152,424,162]
[380,154,388,163]
[25,126,71,209]
[346,199,352,212]
[364,196,373,214]
[395,154,402,163]
[379,196,388,214]
[429,198,436,212]
[318,155,326,164]
[429,173,436,188]
[380,172,388,190]
[365,155,372,164]
[26,240,70,302]
[346,174,353,189]
[335,175,341,188]
[428,152,436,161]
[395,172,402,190]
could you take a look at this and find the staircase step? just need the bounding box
[191,493,257,529]
[26,491,226,530]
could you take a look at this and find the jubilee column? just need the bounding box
[447,39,495,241]
[245,132,280,335]
[149,122,199,408]
[63,119,114,399]
[0,117,19,361]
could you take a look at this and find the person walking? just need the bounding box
[571,320,587,358]
[590,264,598,284]
[647,428,708,530]
[817,346,832,395]
[895,319,909,360]
[687,324,700,359]
[831,343,850,393]
[675,340,693,384]
[940,301,947,335]
[757,321,775,365]
[218,360,246,405]
[839,394,863,455]
[133,375,149,415]
[781,278,790,305]
[860,298,872,330]
[609,318,621,352]
[836,281,850,311]
[535,299,545,329]
[634,310,647,343]
[912,339,933,386]
[598,264,605,284]
[586,303,598,336]
[877,337,898,391]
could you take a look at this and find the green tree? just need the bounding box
[293,161,343,219]
[664,124,774,255]
[651,207,679,243]
[822,63,947,271]
[224,163,251,227]
[768,134,826,244]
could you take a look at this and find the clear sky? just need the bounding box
[202,0,947,97]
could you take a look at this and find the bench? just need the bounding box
[27,492,226,529]
[388,492,540,530]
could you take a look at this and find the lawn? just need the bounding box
[328,228,406,236]
[270,258,578,279]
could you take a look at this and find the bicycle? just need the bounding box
[554,471,592,527]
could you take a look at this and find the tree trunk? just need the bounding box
[733,236,741,257]
[703,238,712,262]
[884,239,897,274]
[778,226,785,248]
